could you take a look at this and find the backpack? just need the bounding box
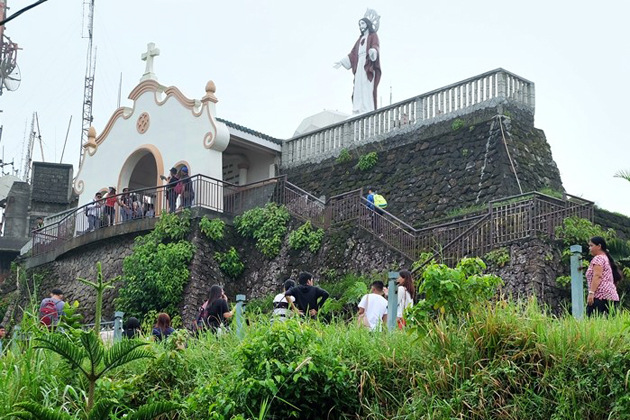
[40,300,59,327]
[373,194,388,209]
[193,302,210,332]
[174,181,184,195]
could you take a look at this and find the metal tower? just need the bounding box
[79,0,96,165]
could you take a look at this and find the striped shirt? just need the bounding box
[586,254,619,301]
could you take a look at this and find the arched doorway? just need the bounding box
[118,145,164,191]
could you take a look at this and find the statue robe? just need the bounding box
[340,31,381,114]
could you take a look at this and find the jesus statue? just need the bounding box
[334,9,382,115]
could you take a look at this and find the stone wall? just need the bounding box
[3,214,574,326]
[487,238,568,311]
[282,103,564,226]
[595,208,630,240]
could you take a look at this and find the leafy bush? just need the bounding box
[483,247,510,268]
[554,216,615,247]
[538,187,564,199]
[234,203,290,258]
[288,221,325,253]
[335,148,352,164]
[356,152,378,171]
[214,247,245,278]
[406,258,503,329]
[451,118,465,131]
[199,216,225,241]
[117,211,195,318]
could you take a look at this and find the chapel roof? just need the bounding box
[217,117,282,145]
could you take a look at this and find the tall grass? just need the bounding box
[2,299,630,419]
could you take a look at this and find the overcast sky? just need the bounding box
[1,0,629,216]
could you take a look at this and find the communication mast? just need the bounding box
[79,0,96,165]
[0,0,23,95]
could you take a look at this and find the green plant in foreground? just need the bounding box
[288,221,325,253]
[356,151,378,171]
[614,169,630,182]
[335,148,352,164]
[235,203,290,258]
[483,247,510,268]
[78,262,119,335]
[555,275,571,287]
[214,247,245,278]
[199,216,225,241]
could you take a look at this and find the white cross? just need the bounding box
[140,42,160,82]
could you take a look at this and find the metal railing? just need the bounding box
[282,68,535,166]
[282,184,593,265]
[32,175,287,256]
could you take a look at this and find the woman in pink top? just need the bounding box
[586,236,622,316]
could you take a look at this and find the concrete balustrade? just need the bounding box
[282,68,535,168]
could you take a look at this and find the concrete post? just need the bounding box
[235,294,246,339]
[387,271,398,331]
[113,311,124,343]
[570,245,584,319]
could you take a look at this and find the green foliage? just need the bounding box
[614,169,630,182]
[406,258,503,329]
[335,148,352,164]
[187,320,358,419]
[214,247,245,278]
[117,211,195,318]
[234,203,290,258]
[461,148,469,157]
[451,118,465,131]
[199,216,225,241]
[483,247,510,268]
[538,187,564,199]
[356,151,378,171]
[288,221,325,253]
[78,262,119,335]
[445,203,486,218]
[555,216,615,247]
[555,275,571,287]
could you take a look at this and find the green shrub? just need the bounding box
[538,187,564,199]
[214,247,245,278]
[451,118,465,131]
[554,216,615,247]
[335,148,352,164]
[483,247,510,268]
[406,258,503,330]
[235,203,290,258]
[356,152,378,171]
[117,210,195,318]
[199,216,225,241]
[288,221,325,253]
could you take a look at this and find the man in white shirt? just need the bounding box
[357,281,388,331]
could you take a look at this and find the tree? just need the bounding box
[614,170,630,182]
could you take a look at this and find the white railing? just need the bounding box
[282,68,535,167]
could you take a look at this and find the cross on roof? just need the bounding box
[140,42,160,82]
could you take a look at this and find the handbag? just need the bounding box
[357,295,371,328]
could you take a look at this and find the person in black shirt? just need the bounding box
[123,317,141,339]
[200,285,233,333]
[285,272,330,318]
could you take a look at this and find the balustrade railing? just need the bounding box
[32,175,287,256]
[283,68,535,167]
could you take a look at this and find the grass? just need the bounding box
[3,299,630,419]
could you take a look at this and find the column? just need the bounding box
[238,163,249,185]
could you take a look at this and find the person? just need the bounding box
[586,236,621,316]
[161,168,179,213]
[123,317,141,339]
[366,187,383,233]
[39,289,65,327]
[357,281,388,331]
[396,270,415,329]
[33,217,44,232]
[118,188,133,222]
[272,279,297,321]
[333,10,381,115]
[179,166,194,209]
[104,187,117,226]
[285,272,330,318]
[0,324,6,354]
[144,203,155,218]
[85,191,103,232]
[198,285,233,333]
[152,313,175,341]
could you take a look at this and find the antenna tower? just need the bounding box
[22,112,35,183]
[79,0,96,165]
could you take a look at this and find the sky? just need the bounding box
[0,0,629,216]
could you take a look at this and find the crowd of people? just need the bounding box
[82,165,193,233]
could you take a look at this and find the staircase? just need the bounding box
[282,180,594,266]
